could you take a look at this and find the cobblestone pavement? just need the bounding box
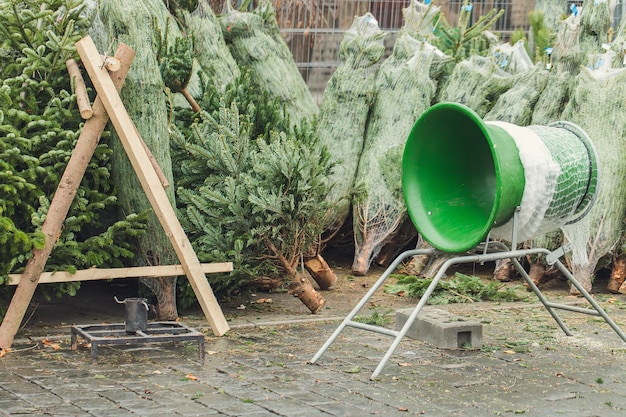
[3,272,626,416]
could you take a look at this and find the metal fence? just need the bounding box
[209,1,625,100]
[271,0,529,100]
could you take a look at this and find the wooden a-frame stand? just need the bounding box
[0,37,230,353]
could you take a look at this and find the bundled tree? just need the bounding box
[351,32,442,276]
[90,0,182,319]
[218,0,318,127]
[316,12,386,241]
[0,0,147,318]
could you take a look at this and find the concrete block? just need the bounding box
[396,307,483,349]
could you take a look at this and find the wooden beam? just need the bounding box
[75,36,230,336]
[0,44,136,352]
[7,263,233,285]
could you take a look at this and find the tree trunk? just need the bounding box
[404,237,433,276]
[267,238,326,314]
[374,218,418,267]
[527,262,563,289]
[608,253,626,293]
[493,258,518,282]
[569,263,593,295]
[93,3,180,320]
[288,271,326,313]
[143,276,178,320]
[304,254,337,290]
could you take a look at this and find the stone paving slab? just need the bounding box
[2,297,626,416]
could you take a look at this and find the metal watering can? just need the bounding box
[114,296,149,333]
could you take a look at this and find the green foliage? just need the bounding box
[354,306,393,326]
[171,72,332,300]
[511,11,555,64]
[385,272,527,304]
[528,10,555,64]
[432,1,504,61]
[0,1,147,303]
[156,20,195,94]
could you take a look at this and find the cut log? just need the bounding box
[526,262,563,290]
[494,258,518,282]
[304,254,337,290]
[288,272,326,314]
[404,238,434,277]
[253,277,283,291]
[0,44,135,352]
[608,254,626,293]
[66,58,93,119]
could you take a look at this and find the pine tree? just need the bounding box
[0,0,146,314]
[172,73,333,312]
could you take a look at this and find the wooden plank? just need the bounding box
[75,36,230,336]
[7,263,233,285]
[0,44,136,352]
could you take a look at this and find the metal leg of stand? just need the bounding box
[309,248,436,365]
[311,244,626,380]
[510,257,573,336]
[554,259,626,343]
[370,259,452,380]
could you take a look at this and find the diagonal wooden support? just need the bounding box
[75,36,229,337]
[0,44,136,352]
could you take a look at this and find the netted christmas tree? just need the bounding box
[219,0,318,127]
[351,32,445,275]
[484,41,548,125]
[176,0,240,91]
[560,60,626,293]
[316,13,387,244]
[90,0,182,319]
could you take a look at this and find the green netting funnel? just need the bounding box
[402,102,598,253]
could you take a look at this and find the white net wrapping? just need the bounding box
[438,54,514,117]
[185,0,240,90]
[219,1,318,127]
[560,65,626,288]
[317,13,387,237]
[484,41,548,125]
[489,122,595,243]
[352,33,445,274]
[534,0,570,30]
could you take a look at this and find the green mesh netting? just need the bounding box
[437,54,514,117]
[316,13,387,237]
[219,0,318,126]
[90,0,179,314]
[183,0,240,90]
[531,70,576,125]
[484,41,549,125]
[534,0,569,31]
[351,33,443,275]
[560,65,626,290]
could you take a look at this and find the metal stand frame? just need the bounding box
[71,321,205,363]
[310,210,626,380]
